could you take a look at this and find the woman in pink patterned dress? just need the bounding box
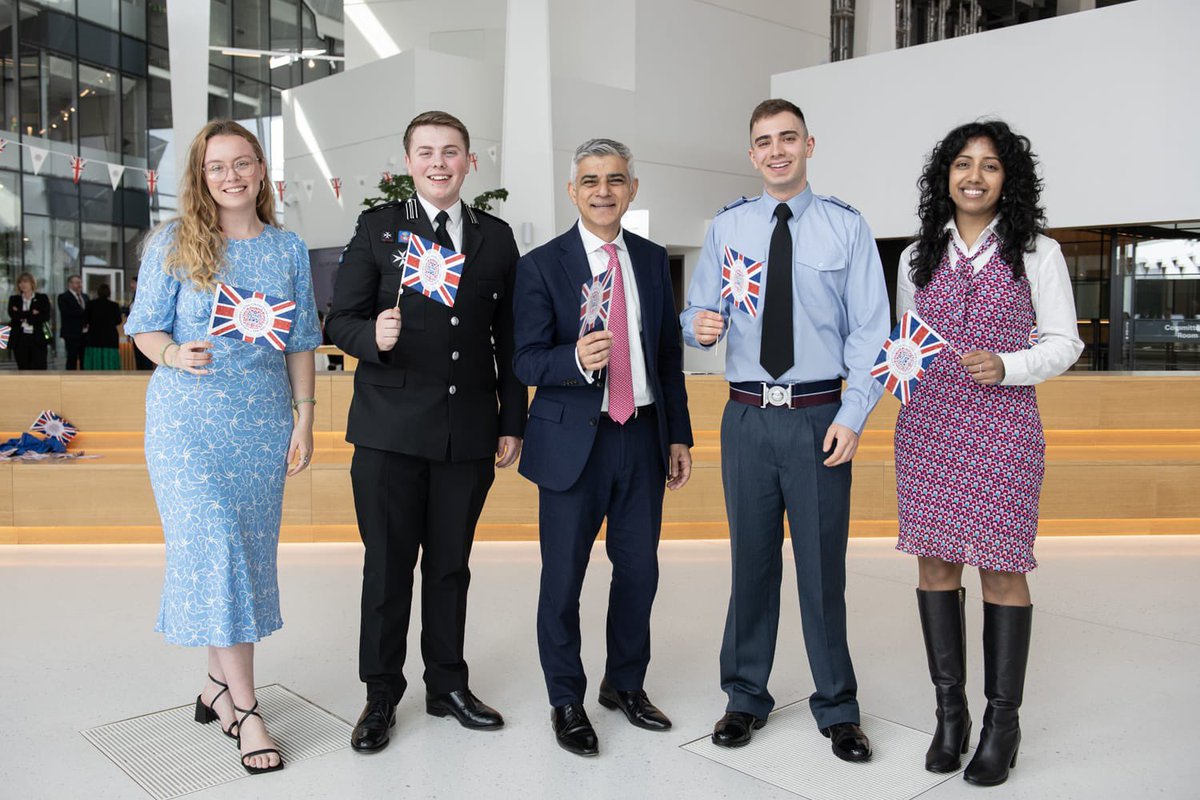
[894,121,1082,786]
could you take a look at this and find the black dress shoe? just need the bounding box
[425,689,504,730]
[552,703,599,756]
[711,711,765,748]
[351,699,396,753]
[823,722,872,762]
[597,678,672,731]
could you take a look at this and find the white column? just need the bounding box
[854,0,896,57]
[167,1,212,181]
[500,0,556,253]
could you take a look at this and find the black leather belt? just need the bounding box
[729,380,841,409]
[601,404,655,421]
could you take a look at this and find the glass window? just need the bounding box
[22,214,79,292]
[233,0,269,83]
[78,20,120,68]
[81,219,119,269]
[78,0,117,29]
[80,181,119,224]
[145,0,164,47]
[20,51,76,145]
[0,169,22,283]
[269,0,297,50]
[209,0,231,70]
[121,74,146,165]
[208,65,231,120]
[25,0,75,14]
[20,2,78,55]
[232,74,266,128]
[78,62,120,160]
[121,34,146,77]
[119,0,145,39]
[119,183,147,226]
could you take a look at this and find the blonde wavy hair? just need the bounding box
[159,120,276,290]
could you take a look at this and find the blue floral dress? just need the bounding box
[125,224,321,646]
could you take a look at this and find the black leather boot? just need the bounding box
[964,602,1033,786]
[917,587,971,773]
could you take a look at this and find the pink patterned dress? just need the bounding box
[895,238,1043,573]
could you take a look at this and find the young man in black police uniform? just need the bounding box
[326,110,527,753]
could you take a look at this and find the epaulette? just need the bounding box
[466,205,511,227]
[715,195,759,216]
[363,199,400,214]
[818,194,860,215]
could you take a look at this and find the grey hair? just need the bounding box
[571,138,635,182]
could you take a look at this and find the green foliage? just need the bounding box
[361,173,509,212]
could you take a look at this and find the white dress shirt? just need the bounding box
[416,194,463,252]
[575,221,653,410]
[896,217,1084,386]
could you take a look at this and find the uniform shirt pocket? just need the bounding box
[795,253,847,307]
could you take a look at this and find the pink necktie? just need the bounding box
[602,243,634,425]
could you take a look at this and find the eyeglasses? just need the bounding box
[204,157,260,181]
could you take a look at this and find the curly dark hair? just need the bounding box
[908,120,1045,287]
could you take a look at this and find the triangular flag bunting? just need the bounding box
[107,163,125,190]
[29,147,48,176]
[275,180,286,202]
[469,153,478,172]
[145,169,158,196]
[0,138,7,153]
[330,177,342,199]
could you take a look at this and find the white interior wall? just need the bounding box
[771,0,1199,239]
[343,0,508,70]
[283,49,504,249]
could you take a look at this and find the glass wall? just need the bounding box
[0,0,165,366]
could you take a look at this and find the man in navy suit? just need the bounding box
[513,138,694,757]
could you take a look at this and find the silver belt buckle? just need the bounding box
[761,384,792,408]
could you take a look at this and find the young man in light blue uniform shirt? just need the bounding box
[680,98,889,762]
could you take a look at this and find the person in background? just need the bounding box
[894,119,1083,786]
[8,272,52,370]
[124,119,321,776]
[58,274,88,370]
[82,283,122,370]
[124,276,154,370]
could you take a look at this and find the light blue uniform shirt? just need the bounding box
[680,186,890,434]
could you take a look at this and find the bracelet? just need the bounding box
[159,341,177,367]
[291,397,316,410]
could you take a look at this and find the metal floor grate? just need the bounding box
[80,684,351,799]
[681,702,963,800]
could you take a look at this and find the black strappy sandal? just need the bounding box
[193,673,239,740]
[234,701,285,775]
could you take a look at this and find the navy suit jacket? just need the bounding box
[513,226,693,492]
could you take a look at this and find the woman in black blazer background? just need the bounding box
[8,272,52,370]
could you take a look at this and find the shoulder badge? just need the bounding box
[715,195,759,216]
[819,195,860,215]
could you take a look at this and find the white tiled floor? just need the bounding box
[2,536,1198,799]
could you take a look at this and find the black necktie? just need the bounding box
[434,210,454,250]
[759,202,794,379]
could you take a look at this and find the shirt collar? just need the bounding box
[576,219,627,255]
[944,214,1000,253]
[758,184,814,220]
[416,194,462,229]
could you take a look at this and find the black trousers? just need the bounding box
[63,336,85,370]
[13,337,48,370]
[351,446,496,703]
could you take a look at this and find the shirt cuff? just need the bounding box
[997,351,1028,386]
[574,347,596,384]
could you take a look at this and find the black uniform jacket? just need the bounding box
[326,198,527,462]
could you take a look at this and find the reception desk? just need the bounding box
[1,372,1197,544]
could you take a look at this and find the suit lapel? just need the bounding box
[626,235,660,356]
[558,229,593,292]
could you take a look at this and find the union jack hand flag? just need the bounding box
[1028,325,1039,348]
[0,325,9,349]
[579,270,614,337]
[721,246,763,318]
[400,233,465,308]
[31,410,78,444]
[871,311,949,404]
[207,283,296,350]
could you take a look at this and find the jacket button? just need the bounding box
[449,385,457,395]
[451,351,460,361]
[450,316,460,326]
[588,418,597,427]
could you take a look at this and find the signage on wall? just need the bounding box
[1133,319,1200,343]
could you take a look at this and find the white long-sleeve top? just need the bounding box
[896,218,1084,386]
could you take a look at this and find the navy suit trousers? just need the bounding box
[536,407,665,707]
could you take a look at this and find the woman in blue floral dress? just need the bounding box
[125,120,320,775]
